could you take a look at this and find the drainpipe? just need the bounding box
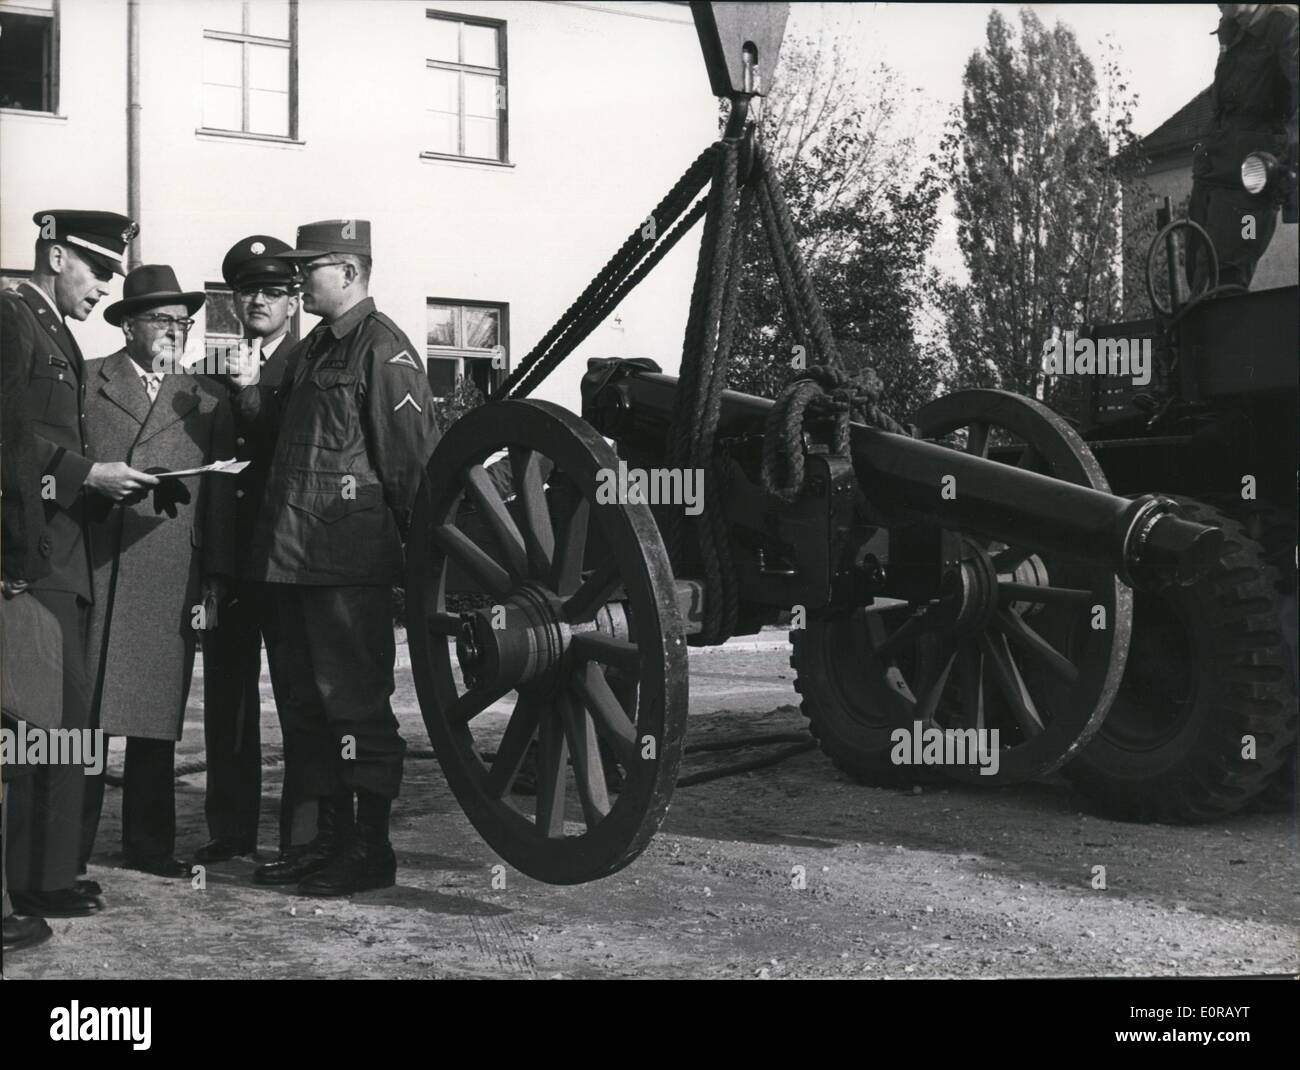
[127,0,141,266]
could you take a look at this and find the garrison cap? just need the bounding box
[222,234,297,288]
[33,209,138,276]
[281,219,372,260]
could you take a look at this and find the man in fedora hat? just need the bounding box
[2,210,157,919]
[229,219,438,895]
[79,264,237,877]
[194,235,318,867]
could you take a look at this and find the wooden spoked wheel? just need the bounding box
[794,390,1133,785]
[406,399,687,884]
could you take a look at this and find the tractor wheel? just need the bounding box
[1063,496,1298,822]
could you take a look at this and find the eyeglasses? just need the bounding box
[236,286,292,301]
[299,260,345,276]
[133,314,194,331]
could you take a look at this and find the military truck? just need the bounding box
[1054,164,1298,822]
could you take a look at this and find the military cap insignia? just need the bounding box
[386,349,420,370]
[122,221,140,242]
[394,393,423,413]
[250,241,266,255]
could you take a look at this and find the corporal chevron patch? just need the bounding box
[394,393,423,413]
[386,349,420,370]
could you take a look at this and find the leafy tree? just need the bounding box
[938,10,1143,402]
[723,22,945,421]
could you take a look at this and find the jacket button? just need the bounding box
[236,436,246,447]
[236,489,245,498]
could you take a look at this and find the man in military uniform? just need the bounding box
[0,210,158,918]
[195,236,318,866]
[1188,3,1299,292]
[229,220,438,896]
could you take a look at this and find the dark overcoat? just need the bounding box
[85,350,236,741]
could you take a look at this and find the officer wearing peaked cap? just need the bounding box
[1,210,158,918]
[228,219,439,896]
[192,235,323,868]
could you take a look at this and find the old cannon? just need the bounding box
[403,3,1223,884]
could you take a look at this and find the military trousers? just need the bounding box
[6,590,91,892]
[1187,180,1279,293]
[265,584,406,801]
[202,583,316,849]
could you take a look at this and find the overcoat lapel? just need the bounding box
[97,350,153,429]
[137,371,199,446]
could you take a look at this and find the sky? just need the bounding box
[782,3,1223,282]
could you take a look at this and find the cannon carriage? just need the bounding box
[402,3,1224,884]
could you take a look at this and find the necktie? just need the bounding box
[144,374,162,400]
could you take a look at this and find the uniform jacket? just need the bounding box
[1196,6,1299,187]
[85,351,237,740]
[0,284,95,599]
[237,297,439,586]
[1,299,52,587]
[202,328,296,580]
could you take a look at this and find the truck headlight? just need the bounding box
[1241,152,1279,195]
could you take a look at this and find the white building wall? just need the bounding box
[1,0,719,412]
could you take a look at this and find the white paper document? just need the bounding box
[153,458,251,479]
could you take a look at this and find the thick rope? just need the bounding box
[496,145,718,401]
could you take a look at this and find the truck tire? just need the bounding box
[1063,496,1298,822]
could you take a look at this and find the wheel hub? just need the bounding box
[456,584,572,691]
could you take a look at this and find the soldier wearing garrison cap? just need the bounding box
[1,210,158,919]
[193,234,318,869]
[228,219,438,896]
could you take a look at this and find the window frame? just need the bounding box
[0,0,60,117]
[423,8,508,164]
[425,297,509,400]
[199,0,298,142]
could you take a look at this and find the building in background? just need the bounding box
[0,0,717,411]
[1122,85,1298,308]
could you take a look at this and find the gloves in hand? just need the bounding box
[143,468,192,519]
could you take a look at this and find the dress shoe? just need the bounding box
[123,855,191,879]
[297,790,396,897]
[194,838,256,864]
[3,913,53,952]
[74,879,102,897]
[254,793,352,886]
[10,888,104,918]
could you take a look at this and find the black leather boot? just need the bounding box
[252,793,353,886]
[296,790,396,897]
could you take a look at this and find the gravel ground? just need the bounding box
[6,630,1297,980]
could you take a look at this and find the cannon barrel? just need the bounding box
[581,360,1221,588]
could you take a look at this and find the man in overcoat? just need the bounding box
[80,265,237,876]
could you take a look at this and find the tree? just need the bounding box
[723,16,945,421]
[938,10,1143,401]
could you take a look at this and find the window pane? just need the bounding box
[248,43,288,91]
[247,0,289,39]
[462,23,497,68]
[204,0,244,34]
[463,116,498,160]
[0,13,53,112]
[426,305,455,347]
[427,16,458,63]
[426,67,458,112]
[464,73,497,119]
[465,356,495,397]
[248,88,288,136]
[204,37,242,87]
[427,357,457,397]
[463,307,499,350]
[203,83,242,130]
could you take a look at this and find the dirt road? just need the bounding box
[6,630,1297,979]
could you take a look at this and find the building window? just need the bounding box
[0,0,58,114]
[426,299,507,399]
[425,10,506,161]
[202,0,296,139]
[203,284,243,370]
